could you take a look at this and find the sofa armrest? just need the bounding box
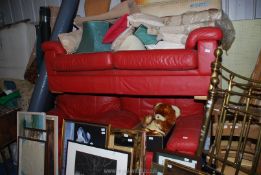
[42,41,66,54]
[185,27,223,49]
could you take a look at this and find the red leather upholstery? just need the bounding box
[44,27,223,160]
[113,49,197,70]
[50,94,204,155]
[53,52,113,71]
[185,27,223,49]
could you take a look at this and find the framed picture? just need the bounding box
[24,127,47,141]
[65,140,129,175]
[61,119,110,175]
[163,159,208,175]
[46,115,59,175]
[17,111,46,138]
[108,128,146,175]
[153,151,198,169]
[108,134,135,174]
[18,136,46,175]
[150,162,164,175]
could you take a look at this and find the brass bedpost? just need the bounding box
[196,48,223,157]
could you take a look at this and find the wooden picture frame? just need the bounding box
[150,162,164,175]
[65,140,129,175]
[163,159,208,175]
[18,136,46,175]
[153,151,198,169]
[61,119,110,175]
[46,115,59,175]
[108,128,146,175]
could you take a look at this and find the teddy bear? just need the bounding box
[142,103,181,135]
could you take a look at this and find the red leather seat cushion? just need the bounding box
[175,115,203,129]
[166,114,203,156]
[120,97,204,120]
[53,52,113,71]
[55,94,121,118]
[113,50,197,70]
[166,128,201,156]
[95,110,140,129]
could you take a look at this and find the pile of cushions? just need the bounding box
[58,9,233,54]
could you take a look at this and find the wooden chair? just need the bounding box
[197,48,261,175]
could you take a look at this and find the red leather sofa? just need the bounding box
[43,27,222,160]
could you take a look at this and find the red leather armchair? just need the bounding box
[44,27,223,157]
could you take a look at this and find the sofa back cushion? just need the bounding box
[56,94,121,119]
[113,50,198,70]
[53,52,113,71]
[120,97,204,120]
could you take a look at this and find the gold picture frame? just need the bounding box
[107,128,146,175]
[65,140,129,175]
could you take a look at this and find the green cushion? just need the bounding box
[134,25,157,45]
[76,21,111,53]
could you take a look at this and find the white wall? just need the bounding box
[222,0,261,20]
[222,19,261,78]
[0,22,36,79]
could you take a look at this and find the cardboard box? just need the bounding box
[146,134,165,151]
[146,126,173,151]
[140,0,221,17]
[135,0,173,6]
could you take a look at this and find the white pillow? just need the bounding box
[58,29,82,54]
[118,35,145,51]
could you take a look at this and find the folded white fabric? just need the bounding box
[182,9,222,25]
[163,15,182,26]
[146,41,184,50]
[159,21,215,35]
[127,12,164,28]
[157,33,187,44]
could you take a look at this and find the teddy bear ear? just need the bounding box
[171,105,181,117]
[154,103,162,109]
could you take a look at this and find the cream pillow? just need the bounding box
[58,29,82,54]
[111,27,135,51]
[118,35,145,51]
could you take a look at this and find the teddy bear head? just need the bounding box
[153,103,180,120]
[142,103,181,135]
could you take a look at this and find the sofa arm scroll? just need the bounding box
[186,27,223,49]
[42,41,66,54]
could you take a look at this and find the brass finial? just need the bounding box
[214,48,223,58]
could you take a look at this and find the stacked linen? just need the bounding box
[58,9,229,53]
[115,9,221,50]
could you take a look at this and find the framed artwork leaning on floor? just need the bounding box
[61,119,110,175]
[18,136,46,175]
[153,151,198,169]
[163,159,208,175]
[65,140,129,175]
[46,115,59,175]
